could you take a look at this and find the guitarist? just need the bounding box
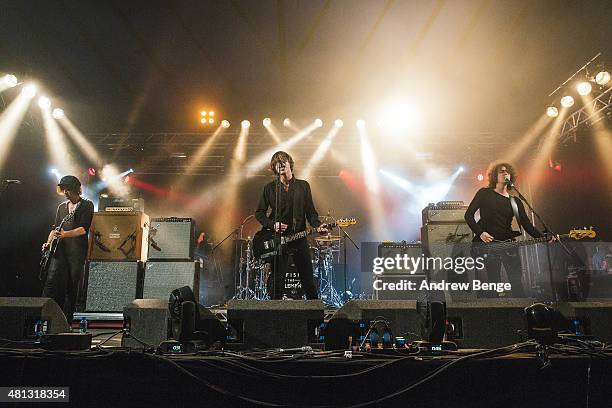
[255,151,328,300]
[464,163,544,298]
[41,175,94,323]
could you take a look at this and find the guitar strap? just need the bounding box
[509,196,523,236]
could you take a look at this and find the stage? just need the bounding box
[1,339,611,407]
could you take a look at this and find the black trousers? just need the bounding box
[41,251,86,323]
[481,247,526,298]
[268,238,318,300]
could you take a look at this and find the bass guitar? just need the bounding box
[39,201,81,281]
[471,227,596,258]
[252,218,357,260]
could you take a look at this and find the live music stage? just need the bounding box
[1,1,612,407]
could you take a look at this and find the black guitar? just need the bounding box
[252,218,357,260]
[39,201,81,281]
[470,228,596,258]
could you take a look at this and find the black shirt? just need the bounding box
[255,177,322,233]
[464,187,542,241]
[54,198,94,256]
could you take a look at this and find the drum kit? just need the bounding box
[232,215,350,307]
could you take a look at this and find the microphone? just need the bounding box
[504,174,514,188]
[3,180,21,184]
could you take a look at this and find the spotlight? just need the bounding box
[524,303,558,345]
[38,96,51,110]
[356,119,366,128]
[52,108,65,119]
[200,111,207,116]
[477,173,484,182]
[200,118,207,124]
[208,118,214,124]
[221,120,230,128]
[2,74,18,88]
[458,166,465,172]
[263,117,271,127]
[283,118,291,127]
[314,118,323,128]
[124,176,130,183]
[87,167,96,176]
[334,119,344,128]
[241,120,250,129]
[595,71,610,85]
[22,84,37,98]
[546,106,559,118]
[209,111,215,117]
[576,81,592,96]
[560,95,574,108]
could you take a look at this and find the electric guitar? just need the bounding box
[470,227,596,258]
[252,218,357,260]
[39,201,81,281]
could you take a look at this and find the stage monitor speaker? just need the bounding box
[557,300,612,343]
[329,300,425,342]
[85,261,144,312]
[0,297,70,341]
[143,261,200,301]
[148,217,195,260]
[227,300,324,349]
[446,299,535,348]
[88,212,149,261]
[122,299,170,349]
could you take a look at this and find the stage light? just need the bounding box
[208,118,214,124]
[314,118,323,128]
[477,173,484,182]
[52,108,64,119]
[2,74,18,88]
[263,117,271,127]
[200,118,207,124]
[241,120,250,129]
[334,119,343,128]
[595,71,610,85]
[124,176,130,183]
[200,111,207,116]
[378,100,421,132]
[458,166,464,172]
[576,81,592,96]
[87,167,96,176]
[221,120,230,128]
[22,84,37,98]
[283,118,291,127]
[356,119,366,128]
[38,96,51,110]
[209,111,215,117]
[560,95,574,108]
[546,106,559,118]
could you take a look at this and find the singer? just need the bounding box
[41,175,94,322]
[254,151,328,299]
[464,162,543,297]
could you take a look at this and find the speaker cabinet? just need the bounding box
[0,298,70,340]
[446,299,535,348]
[85,261,144,312]
[143,261,200,301]
[122,299,170,348]
[88,212,149,261]
[557,300,612,343]
[227,300,324,349]
[148,217,195,260]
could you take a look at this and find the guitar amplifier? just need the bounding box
[377,242,425,275]
[422,201,467,224]
[421,223,473,256]
[85,261,144,312]
[88,212,149,261]
[143,261,200,301]
[99,197,145,212]
[148,217,195,260]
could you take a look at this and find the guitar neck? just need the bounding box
[488,233,568,252]
[284,223,336,244]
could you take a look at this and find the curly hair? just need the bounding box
[270,151,295,175]
[486,162,516,188]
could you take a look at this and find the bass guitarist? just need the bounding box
[464,163,544,298]
[254,151,328,300]
[41,175,94,322]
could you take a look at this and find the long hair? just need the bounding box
[486,162,516,188]
[270,151,295,175]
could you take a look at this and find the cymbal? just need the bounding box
[315,235,342,242]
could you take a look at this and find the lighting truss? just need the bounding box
[558,86,612,145]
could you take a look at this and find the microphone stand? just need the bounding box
[272,166,282,299]
[337,223,359,302]
[212,226,240,298]
[509,181,573,302]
